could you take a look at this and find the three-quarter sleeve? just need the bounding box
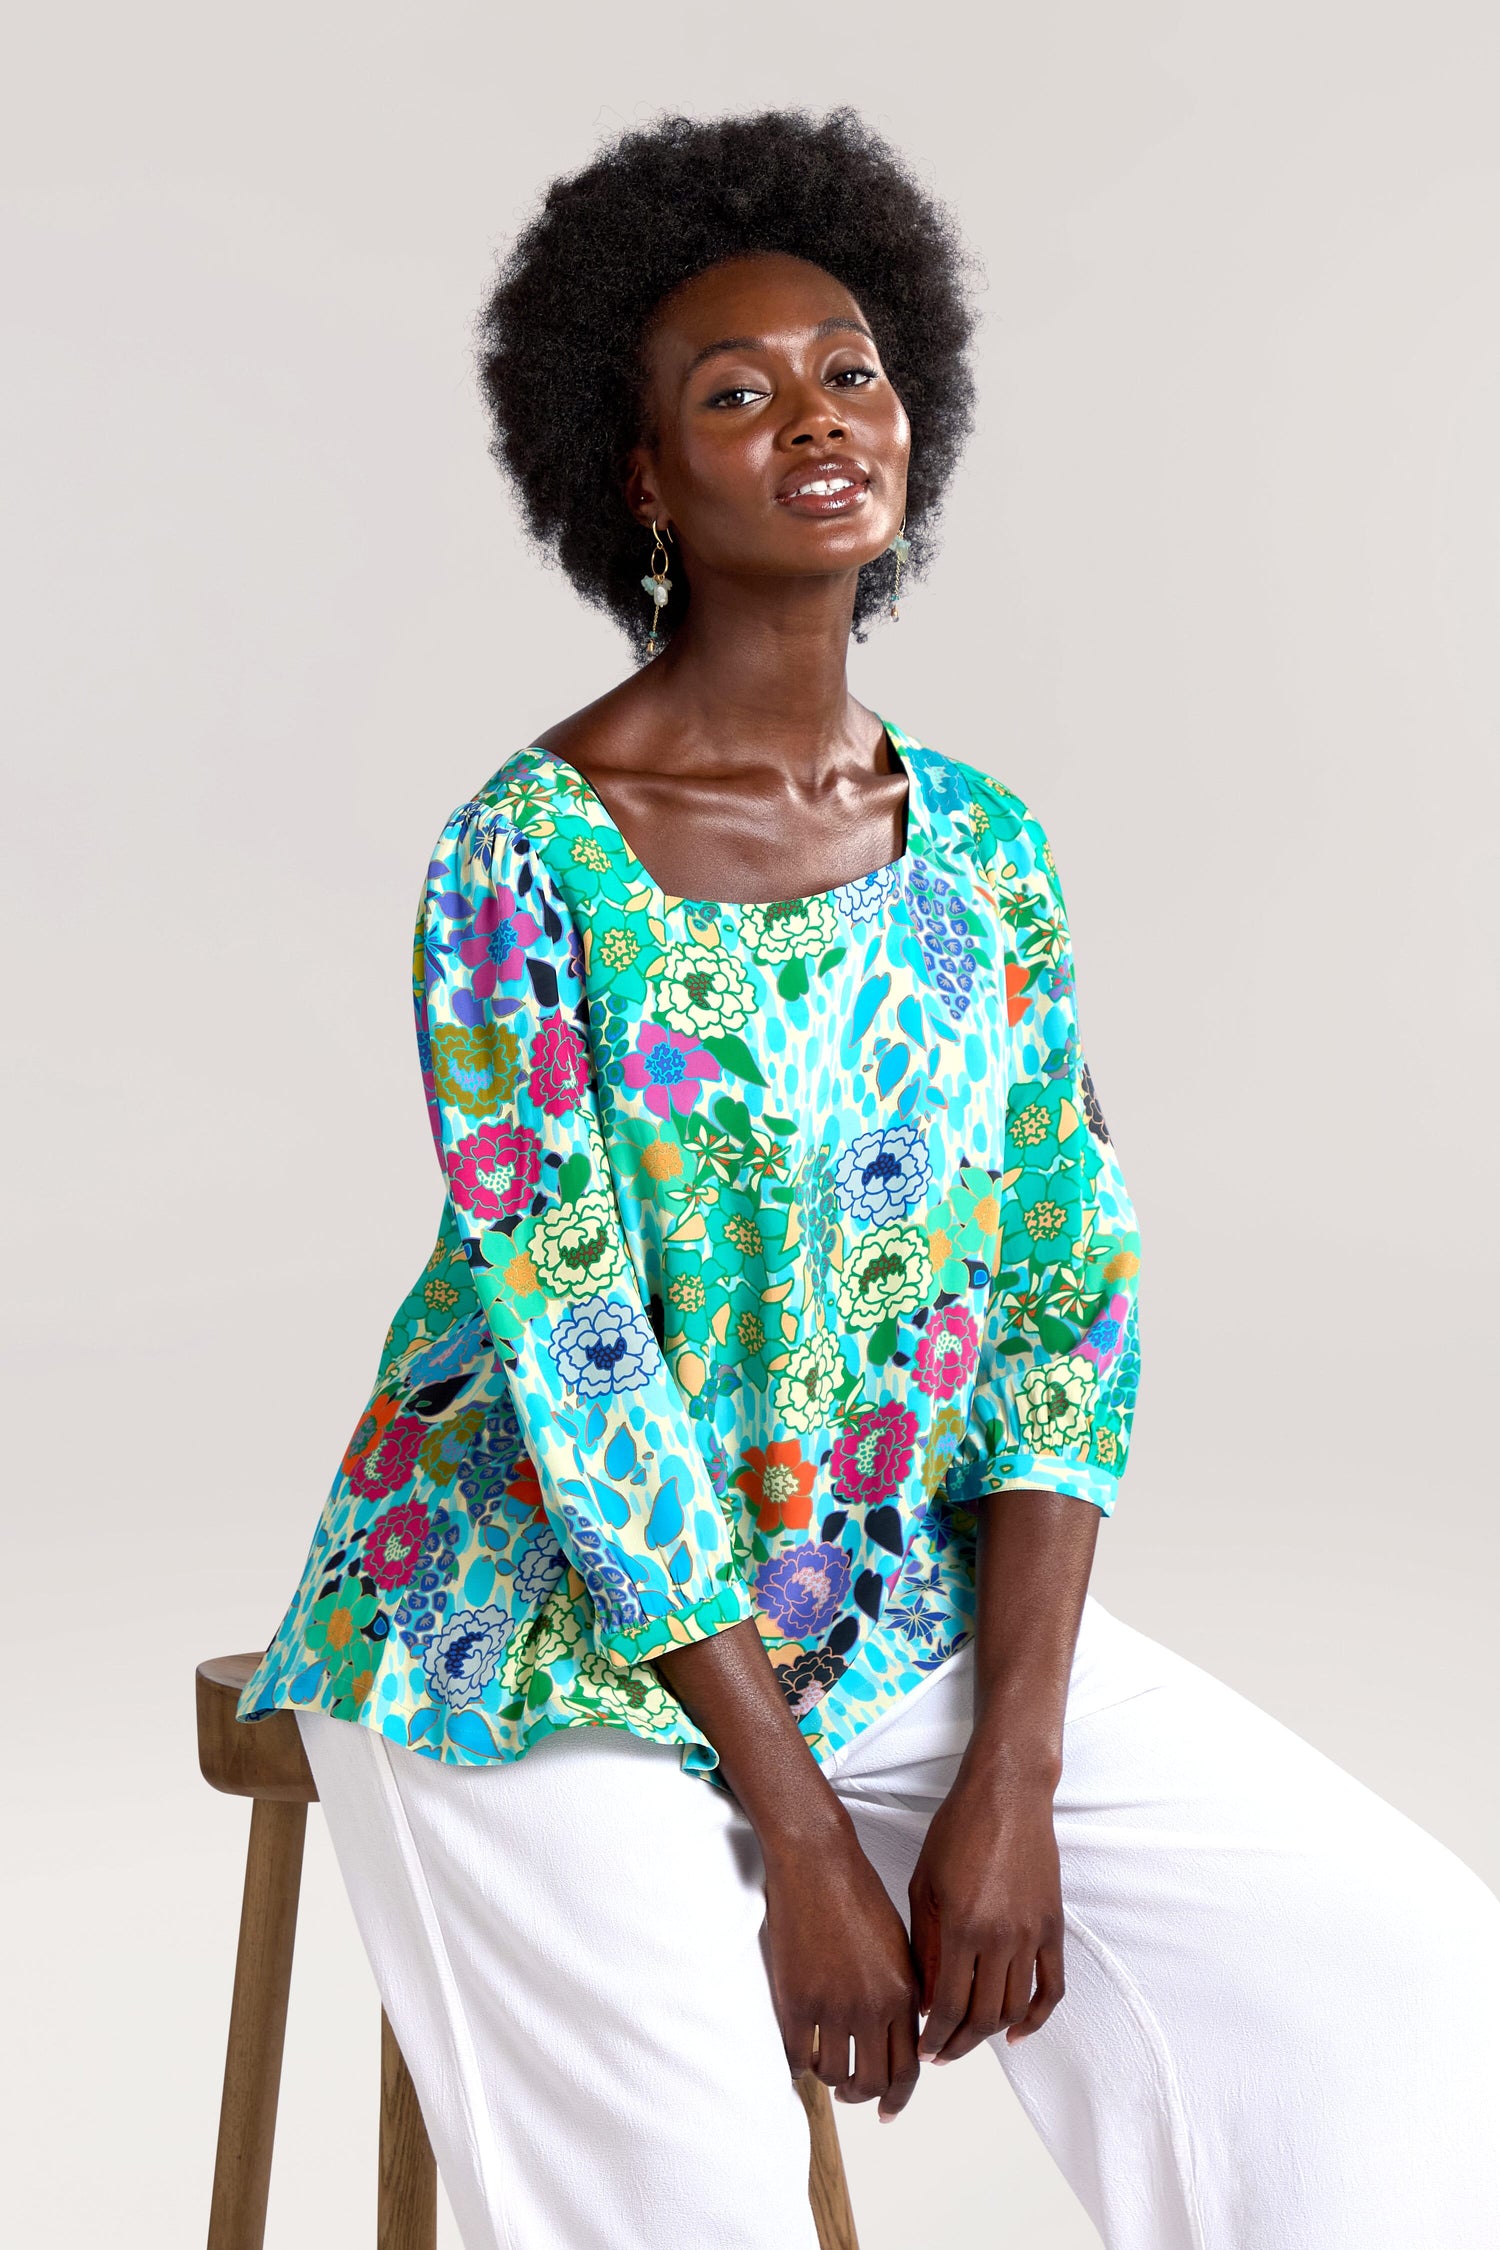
[951,789,1141,1514]
[417,798,754,1669]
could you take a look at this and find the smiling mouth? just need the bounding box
[776,466,871,515]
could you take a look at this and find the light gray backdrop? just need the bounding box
[6,5,1497,2245]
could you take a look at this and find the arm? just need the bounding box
[910,783,1141,2060]
[654,1621,924,2121]
[910,1488,1097,2059]
[422,799,755,1676]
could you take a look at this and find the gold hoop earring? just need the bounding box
[888,518,910,622]
[641,520,673,656]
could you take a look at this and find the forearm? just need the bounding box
[653,1617,853,1863]
[960,1488,1100,1792]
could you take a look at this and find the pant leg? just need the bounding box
[297,1712,817,2250]
[829,1596,1500,2250]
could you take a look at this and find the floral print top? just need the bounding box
[239,722,1141,1780]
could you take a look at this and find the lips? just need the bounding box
[775,456,872,516]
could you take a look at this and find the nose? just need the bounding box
[780,372,848,449]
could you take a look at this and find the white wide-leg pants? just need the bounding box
[298,1598,1500,2250]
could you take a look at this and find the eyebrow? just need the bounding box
[683,315,875,379]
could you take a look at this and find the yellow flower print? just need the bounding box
[836,1221,937,1330]
[1018,1353,1099,1455]
[650,941,757,1037]
[528,1187,627,1301]
[431,1022,523,1117]
[774,1330,845,1433]
[923,1405,966,1496]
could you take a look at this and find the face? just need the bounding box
[627,252,910,588]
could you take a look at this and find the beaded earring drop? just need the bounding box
[641,520,673,656]
[888,518,910,621]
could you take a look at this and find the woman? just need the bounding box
[239,111,1500,2249]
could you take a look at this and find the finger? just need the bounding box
[932,1946,1012,2064]
[1002,1943,1039,2029]
[917,1935,976,2061]
[880,2009,921,2121]
[907,1883,941,2017]
[840,2015,893,2105]
[814,2021,854,2092]
[780,2008,816,2080]
[1007,1937,1066,2042]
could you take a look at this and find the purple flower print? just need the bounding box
[754,1541,851,1638]
[459,886,540,1002]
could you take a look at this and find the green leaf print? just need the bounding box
[1037,1312,1080,1356]
[776,957,810,1001]
[557,1152,591,1203]
[712,1094,754,1143]
[817,946,847,975]
[702,1032,768,1087]
[866,1313,900,1366]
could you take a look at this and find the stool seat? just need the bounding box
[197,1656,317,1802]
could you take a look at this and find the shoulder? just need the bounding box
[427,747,594,870]
[897,731,1062,897]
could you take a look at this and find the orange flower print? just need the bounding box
[1005,959,1032,1025]
[505,1448,550,1524]
[733,1441,816,1535]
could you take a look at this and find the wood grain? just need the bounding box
[379,2010,439,2250]
[798,2072,861,2250]
[206,1798,307,2250]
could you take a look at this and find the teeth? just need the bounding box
[794,477,855,497]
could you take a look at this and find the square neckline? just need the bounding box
[511,718,920,912]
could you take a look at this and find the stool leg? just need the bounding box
[797,2072,860,2250]
[379,2009,438,2250]
[207,1799,308,2250]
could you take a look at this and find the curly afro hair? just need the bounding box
[477,109,978,660]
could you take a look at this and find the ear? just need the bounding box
[624,445,667,531]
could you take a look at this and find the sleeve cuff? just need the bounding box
[951,1446,1120,1517]
[600,1581,756,1672]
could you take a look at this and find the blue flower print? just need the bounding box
[888,1555,954,1665]
[833,858,902,929]
[549,1296,659,1398]
[905,860,977,1017]
[457,1401,528,1517]
[755,1541,852,1637]
[836,1125,933,1223]
[428,1603,513,1709]
[394,1512,462,1648]
[513,1527,566,1606]
[557,1502,649,1633]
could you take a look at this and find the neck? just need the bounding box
[637,566,870,767]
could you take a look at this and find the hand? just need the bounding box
[762,1813,923,2122]
[908,1763,1065,2064]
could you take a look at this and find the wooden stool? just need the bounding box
[197,1655,859,2249]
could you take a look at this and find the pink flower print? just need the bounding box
[348,1413,425,1502]
[829,1400,919,1507]
[362,1499,431,1591]
[622,1022,723,1119]
[1076,1292,1129,1371]
[529,1012,590,1117]
[459,887,540,1001]
[914,1303,980,1402]
[446,1121,541,1224]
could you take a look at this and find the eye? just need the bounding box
[705,384,768,409]
[830,366,879,389]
